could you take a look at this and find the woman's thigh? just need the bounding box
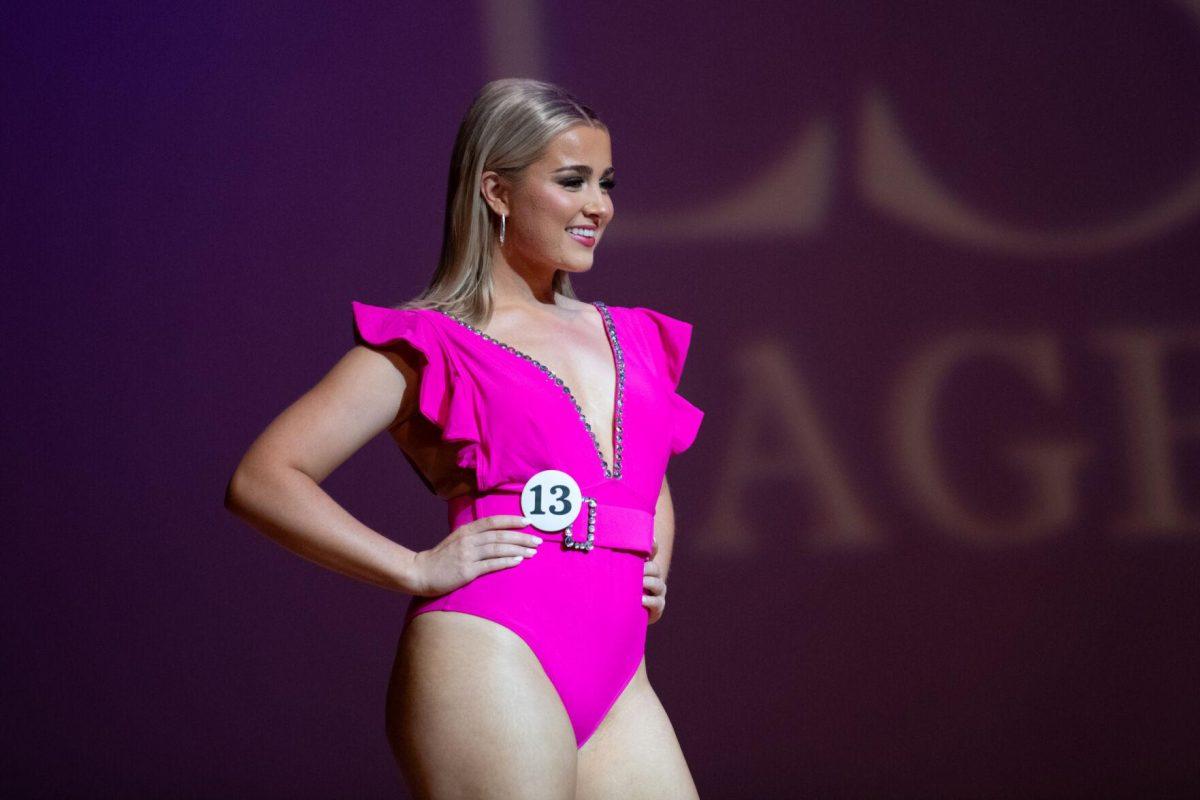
[386,610,578,800]
[575,657,701,800]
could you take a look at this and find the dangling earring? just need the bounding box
[499,213,506,245]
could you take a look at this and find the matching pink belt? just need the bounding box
[447,490,655,556]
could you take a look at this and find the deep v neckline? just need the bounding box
[434,301,627,480]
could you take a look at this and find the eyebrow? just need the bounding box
[552,165,615,176]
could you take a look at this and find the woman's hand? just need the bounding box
[643,538,667,624]
[411,515,542,597]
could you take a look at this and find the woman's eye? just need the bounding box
[559,177,616,191]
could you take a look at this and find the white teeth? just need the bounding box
[567,227,595,238]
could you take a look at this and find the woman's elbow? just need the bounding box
[224,458,268,515]
[224,465,251,514]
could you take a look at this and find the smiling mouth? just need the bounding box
[567,227,597,247]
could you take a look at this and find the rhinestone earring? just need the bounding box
[499,213,506,245]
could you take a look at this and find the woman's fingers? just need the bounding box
[471,527,543,551]
[479,555,529,573]
[464,515,542,563]
[642,554,666,623]
[474,535,540,567]
[642,591,665,624]
[478,541,540,559]
[459,514,533,539]
[642,561,667,623]
[439,515,543,579]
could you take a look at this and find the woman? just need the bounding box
[225,78,704,798]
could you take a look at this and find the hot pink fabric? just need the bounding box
[351,299,703,748]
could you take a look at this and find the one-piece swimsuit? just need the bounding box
[351,299,704,748]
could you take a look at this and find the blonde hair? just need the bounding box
[396,78,607,325]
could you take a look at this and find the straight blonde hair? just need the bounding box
[396,78,607,325]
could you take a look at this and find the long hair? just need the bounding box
[396,78,607,326]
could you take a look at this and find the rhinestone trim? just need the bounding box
[563,497,598,552]
[434,301,626,479]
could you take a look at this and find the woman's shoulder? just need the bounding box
[609,303,696,386]
[350,300,452,355]
[612,303,694,343]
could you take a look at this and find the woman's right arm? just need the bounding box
[223,344,426,594]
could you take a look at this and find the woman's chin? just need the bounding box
[548,251,594,273]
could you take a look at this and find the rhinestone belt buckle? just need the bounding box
[562,497,597,552]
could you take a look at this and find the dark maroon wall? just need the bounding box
[6,2,1199,797]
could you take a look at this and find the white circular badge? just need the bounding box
[520,469,583,532]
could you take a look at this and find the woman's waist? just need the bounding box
[447,489,655,556]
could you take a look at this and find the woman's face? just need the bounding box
[498,124,614,275]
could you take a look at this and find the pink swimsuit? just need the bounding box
[350,299,704,749]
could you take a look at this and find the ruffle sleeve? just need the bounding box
[631,306,705,455]
[350,301,482,471]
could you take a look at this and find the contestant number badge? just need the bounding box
[520,469,583,532]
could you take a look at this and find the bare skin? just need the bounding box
[225,122,698,797]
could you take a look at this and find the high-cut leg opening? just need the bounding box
[407,607,550,680]
[405,607,577,735]
[575,647,643,750]
[404,545,649,750]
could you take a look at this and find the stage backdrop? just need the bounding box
[6,2,1199,797]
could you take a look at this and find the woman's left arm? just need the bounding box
[643,475,676,623]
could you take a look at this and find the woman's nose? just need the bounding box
[585,189,612,218]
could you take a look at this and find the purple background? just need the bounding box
[6,2,1200,797]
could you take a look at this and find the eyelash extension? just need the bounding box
[561,177,616,190]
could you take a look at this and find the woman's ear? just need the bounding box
[480,171,510,216]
